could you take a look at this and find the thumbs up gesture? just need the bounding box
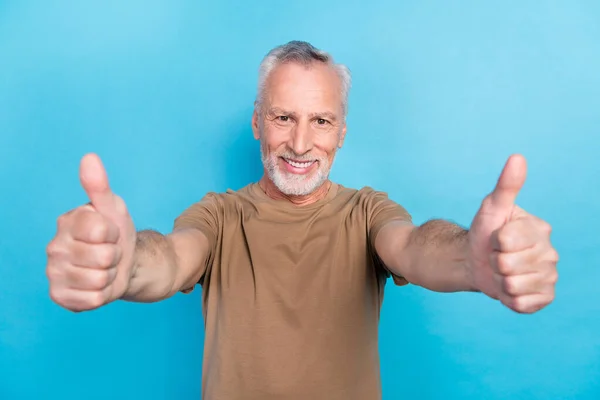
[46,154,137,312]
[467,155,559,313]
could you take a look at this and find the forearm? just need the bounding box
[120,229,179,302]
[396,220,477,292]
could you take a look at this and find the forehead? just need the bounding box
[264,62,343,114]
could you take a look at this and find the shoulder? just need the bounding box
[173,184,260,230]
[334,183,411,222]
[335,183,389,196]
[335,184,394,205]
[193,183,260,205]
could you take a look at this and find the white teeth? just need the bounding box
[286,159,314,168]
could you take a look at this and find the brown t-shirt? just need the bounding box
[173,182,412,400]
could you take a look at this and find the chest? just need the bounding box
[226,208,369,266]
[207,210,380,310]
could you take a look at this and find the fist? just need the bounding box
[46,154,136,312]
[468,155,559,314]
[487,211,559,313]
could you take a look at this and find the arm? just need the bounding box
[121,191,222,302]
[373,155,558,313]
[120,228,210,302]
[375,219,478,293]
[47,153,217,312]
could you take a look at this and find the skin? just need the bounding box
[46,154,208,311]
[375,155,559,314]
[252,62,347,205]
[46,60,558,315]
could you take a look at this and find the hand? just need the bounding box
[467,154,559,314]
[46,154,137,312]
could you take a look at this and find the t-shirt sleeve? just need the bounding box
[365,189,413,286]
[172,192,222,288]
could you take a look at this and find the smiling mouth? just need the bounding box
[282,158,317,169]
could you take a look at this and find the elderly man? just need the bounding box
[46,41,559,399]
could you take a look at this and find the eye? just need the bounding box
[316,118,329,125]
[278,116,289,122]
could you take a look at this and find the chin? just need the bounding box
[272,169,328,197]
[278,185,317,197]
[261,151,331,196]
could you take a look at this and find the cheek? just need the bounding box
[314,133,340,160]
[326,149,338,164]
[262,125,290,152]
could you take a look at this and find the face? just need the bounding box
[252,62,347,196]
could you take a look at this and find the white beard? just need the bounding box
[260,145,331,196]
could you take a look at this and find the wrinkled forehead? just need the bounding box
[263,62,344,116]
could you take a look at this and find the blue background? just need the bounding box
[1,1,599,399]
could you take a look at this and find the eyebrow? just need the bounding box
[267,107,339,122]
[309,111,338,122]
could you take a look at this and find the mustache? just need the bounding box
[273,151,326,162]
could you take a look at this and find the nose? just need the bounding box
[288,119,313,156]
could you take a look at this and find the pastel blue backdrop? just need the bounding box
[1,1,599,399]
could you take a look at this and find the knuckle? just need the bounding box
[87,291,106,309]
[80,203,95,212]
[46,265,63,282]
[502,276,519,296]
[76,208,97,225]
[496,253,514,275]
[510,296,528,313]
[97,245,117,267]
[46,241,59,256]
[56,213,69,230]
[547,249,559,263]
[91,221,109,242]
[49,287,66,306]
[540,221,552,234]
[496,228,513,249]
[108,267,118,283]
[46,240,67,258]
[79,209,99,226]
[91,270,110,289]
[548,270,559,285]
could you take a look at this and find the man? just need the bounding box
[46,41,559,399]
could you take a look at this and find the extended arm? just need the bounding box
[46,153,215,313]
[373,156,558,314]
[375,219,477,293]
[121,228,210,302]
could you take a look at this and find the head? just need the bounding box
[252,41,351,197]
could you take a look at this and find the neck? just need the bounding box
[258,175,332,206]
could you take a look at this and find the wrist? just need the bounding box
[463,255,480,293]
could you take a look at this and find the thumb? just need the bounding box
[488,154,527,211]
[79,153,116,214]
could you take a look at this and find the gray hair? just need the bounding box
[256,40,352,117]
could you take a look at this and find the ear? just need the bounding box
[337,122,347,148]
[252,105,260,140]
